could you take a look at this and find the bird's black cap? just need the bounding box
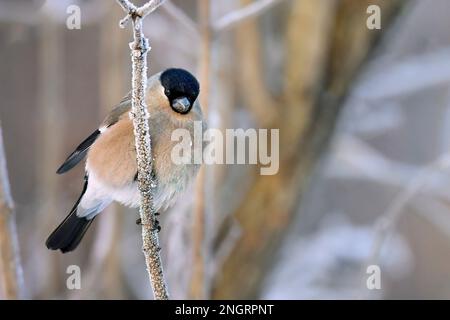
[160,68,200,113]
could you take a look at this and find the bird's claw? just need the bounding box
[136,213,160,225]
[136,215,161,233]
[152,219,161,233]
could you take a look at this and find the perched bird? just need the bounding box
[46,68,205,253]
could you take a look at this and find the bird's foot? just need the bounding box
[136,215,161,233]
[152,219,161,233]
[136,213,160,225]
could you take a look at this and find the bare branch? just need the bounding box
[116,0,137,12]
[118,0,166,28]
[233,0,277,126]
[117,0,138,27]
[213,0,287,34]
[139,0,166,17]
[0,125,24,299]
[116,0,169,300]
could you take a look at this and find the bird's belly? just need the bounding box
[82,169,140,209]
[108,182,141,208]
[86,119,138,189]
[85,165,197,213]
[85,117,202,212]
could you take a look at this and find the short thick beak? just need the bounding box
[172,97,191,114]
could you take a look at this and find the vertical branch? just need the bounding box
[116,0,169,300]
[36,14,64,296]
[198,0,212,117]
[282,0,337,150]
[213,0,286,33]
[0,125,24,299]
[190,0,211,300]
[234,0,276,127]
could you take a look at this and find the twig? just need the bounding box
[118,0,166,28]
[116,0,169,300]
[139,0,166,16]
[190,0,211,299]
[213,0,287,34]
[0,125,24,299]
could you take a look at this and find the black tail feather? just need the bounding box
[46,209,94,253]
[46,176,94,253]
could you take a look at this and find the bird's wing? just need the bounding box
[56,93,132,175]
[101,92,132,129]
[56,129,101,174]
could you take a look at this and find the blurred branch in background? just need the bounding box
[190,0,211,300]
[213,0,286,33]
[0,125,24,299]
[212,0,337,299]
[212,0,405,299]
[33,12,65,298]
[362,152,450,298]
[233,0,277,127]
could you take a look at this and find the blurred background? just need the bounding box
[1,0,450,299]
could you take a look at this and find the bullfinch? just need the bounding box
[46,68,205,253]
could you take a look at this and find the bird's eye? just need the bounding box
[165,89,171,97]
